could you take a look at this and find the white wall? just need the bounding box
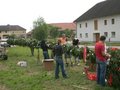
[76,15,120,42]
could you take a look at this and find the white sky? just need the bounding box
[0,0,105,32]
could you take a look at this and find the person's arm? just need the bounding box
[101,45,111,58]
[61,45,63,54]
[53,46,56,56]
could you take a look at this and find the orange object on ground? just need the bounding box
[87,72,97,81]
[84,67,97,81]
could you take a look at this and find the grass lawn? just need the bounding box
[0,46,116,90]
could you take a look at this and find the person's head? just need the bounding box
[100,35,106,42]
[58,39,61,45]
[62,34,66,38]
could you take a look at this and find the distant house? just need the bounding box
[49,23,76,33]
[26,30,32,38]
[27,23,76,38]
[74,0,120,42]
[0,25,26,39]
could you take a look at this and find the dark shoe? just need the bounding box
[71,63,73,67]
[66,63,69,67]
[55,76,59,79]
[63,76,68,79]
[55,77,59,79]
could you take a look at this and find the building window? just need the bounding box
[85,33,88,38]
[104,20,107,25]
[80,33,82,38]
[111,19,115,24]
[85,23,87,28]
[94,20,98,30]
[111,32,115,38]
[80,24,82,28]
[104,32,108,37]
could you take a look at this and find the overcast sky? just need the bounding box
[0,0,105,32]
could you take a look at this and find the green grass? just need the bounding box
[0,46,116,90]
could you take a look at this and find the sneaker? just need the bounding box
[71,63,73,67]
[55,76,59,79]
[63,76,68,79]
[66,63,69,67]
[77,63,80,66]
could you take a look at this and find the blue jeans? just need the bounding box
[43,51,49,59]
[55,56,67,78]
[96,58,107,86]
[64,53,72,65]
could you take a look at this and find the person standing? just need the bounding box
[72,38,80,65]
[95,36,111,86]
[60,34,67,45]
[64,39,73,67]
[54,39,67,79]
[41,40,49,59]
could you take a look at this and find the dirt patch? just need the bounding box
[0,85,9,90]
[0,64,8,70]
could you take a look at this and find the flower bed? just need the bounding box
[106,47,120,89]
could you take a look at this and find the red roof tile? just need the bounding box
[49,23,76,31]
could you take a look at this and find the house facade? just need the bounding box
[74,0,120,42]
[0,25,26,39]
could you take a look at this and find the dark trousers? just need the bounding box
[43,51,49,59]
[55,56,67,78]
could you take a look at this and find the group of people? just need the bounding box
[40,34,68,79]
[40,34,80,79]
[41,33,111,87]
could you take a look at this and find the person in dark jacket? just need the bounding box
[41,40,49,59]
[72,38,79,46]
[54,39,67,79]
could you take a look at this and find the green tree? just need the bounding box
[48,25,60,39]
[32,17,48,62]
[62,29,73,38]
[7,38,38,56]
[26,39,38,56]
[32,17,48,41]
[8,34,16,39]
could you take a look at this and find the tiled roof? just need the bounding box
[74,0,120,22]
[0,25,26,31]
[49,23,76,31]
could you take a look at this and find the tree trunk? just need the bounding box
[30,47,34,56]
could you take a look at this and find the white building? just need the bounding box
[74,0,120,42]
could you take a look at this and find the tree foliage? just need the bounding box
[32,17,48,41]
[48,25,60,39]
[7,38,38,56]
[61,29,73,38]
